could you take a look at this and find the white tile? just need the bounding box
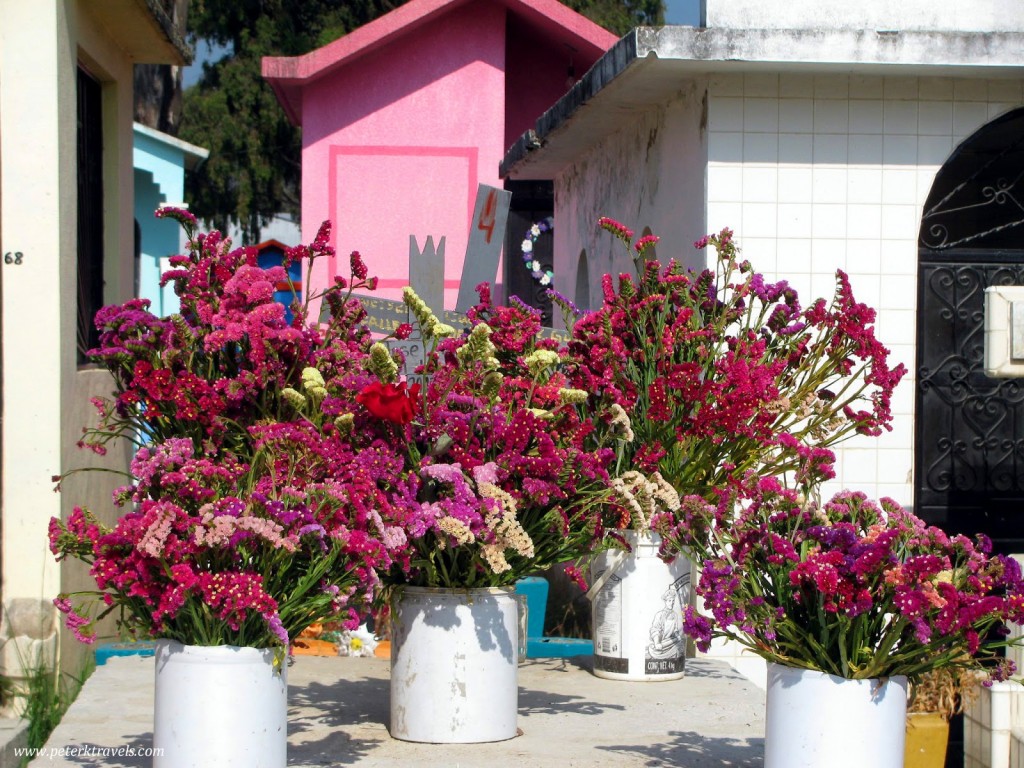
[742,202,778,237]
[779,133,813,164]
[740,237,777,273]
[917,168,940,206]
[881,205,919,240]
[988,79,1022,102]
[708,165,743,202]
[779,98,813,132]
[881,168,919,205]
[778,203,813,238]
[884,76,918,100]
[812,205,847,238]
[884,100,920,134]
[876,450,912,485]
[709,96,744,131]
[814,99,850,133]
[744,97,780,132]
[743,132,779,164]
[848,134,884,166]
[709,74,744,97]
[775,237,812,273]
[814,75,849,99]
[813,134,848,165]
[744,72,779,97]
[889,341,915,372]
[877,483,913,503]
[882,135,918,166]
[917,101,953,136]
[810,271,841,304]
[847,168,883,204]
[843,449,878,484]
[812,168,847,203]
[849,100,883,134]
[709,131,744,163]
[778,167,813,203]
[879,239,917,275]
[707,201,743,233]
[878,309,917,345]
[846,240,881,274]
[889,383,915,418]
[953,101,990,135]
[810,237,846,271]
[779,73,815,97]
[917,135,953,166]
[880,273,918,310]
[742,167,778,202]
[990,102,1015,120]
[847,204,883,239]
[849,75,884,99]
[954,78,987,102]
[918,77,954,101]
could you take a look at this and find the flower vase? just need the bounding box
[389,586,518,743]
[904,712,949,768]
[590,530,691,681]
[765,662,907,768]
[154,641,287,768]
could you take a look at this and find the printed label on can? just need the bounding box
[643,572,691,674]
[592,570,623,658]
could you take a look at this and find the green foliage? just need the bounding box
[17,656,93,764]
[564,0,664,35]
[180,0,664,240]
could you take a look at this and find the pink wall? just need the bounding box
[504,13,586,152]
[301,2,507,309]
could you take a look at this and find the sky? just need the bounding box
[664,0,701,25]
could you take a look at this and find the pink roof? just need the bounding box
[263,0,619,125]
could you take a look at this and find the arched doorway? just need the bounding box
[915,107,1024,553]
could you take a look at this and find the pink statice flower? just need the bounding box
[656,481,1024,682]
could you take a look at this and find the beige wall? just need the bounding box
[0,0,142,686]
[552,80,709,316]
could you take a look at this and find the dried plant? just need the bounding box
[908,665,982,720]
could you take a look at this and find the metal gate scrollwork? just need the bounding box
[915,107,1024,553]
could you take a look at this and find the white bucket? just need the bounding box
[153,640,287,768]
[589,530,691,681]
[765,662,907,768]
[390,586,519,743]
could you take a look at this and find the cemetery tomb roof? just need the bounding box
[500,25,1024,180]
[262,0,618,125]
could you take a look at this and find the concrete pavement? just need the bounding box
[31,654,765,767]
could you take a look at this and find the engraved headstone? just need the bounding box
[456,185,512,312]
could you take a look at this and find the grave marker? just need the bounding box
[338,183,567,378]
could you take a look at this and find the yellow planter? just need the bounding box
[904,712,949,768]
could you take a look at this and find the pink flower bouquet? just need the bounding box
[50,211,407,649]
[656,480,1024,681]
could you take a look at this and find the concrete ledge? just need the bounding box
[0,718,28,768]
[34,654,765,766]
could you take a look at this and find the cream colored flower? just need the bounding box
[367,342,398,383]
[558,388,589,405]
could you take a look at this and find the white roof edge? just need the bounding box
[501,25,1024,179]
[133,122,210,162]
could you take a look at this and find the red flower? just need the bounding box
[357,381,421,425]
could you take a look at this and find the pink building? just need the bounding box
[263,0,616,308]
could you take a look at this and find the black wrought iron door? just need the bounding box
[915,107,1024,554]
[916,254,1024,552]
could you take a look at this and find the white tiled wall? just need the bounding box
[706,73,1024,507]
